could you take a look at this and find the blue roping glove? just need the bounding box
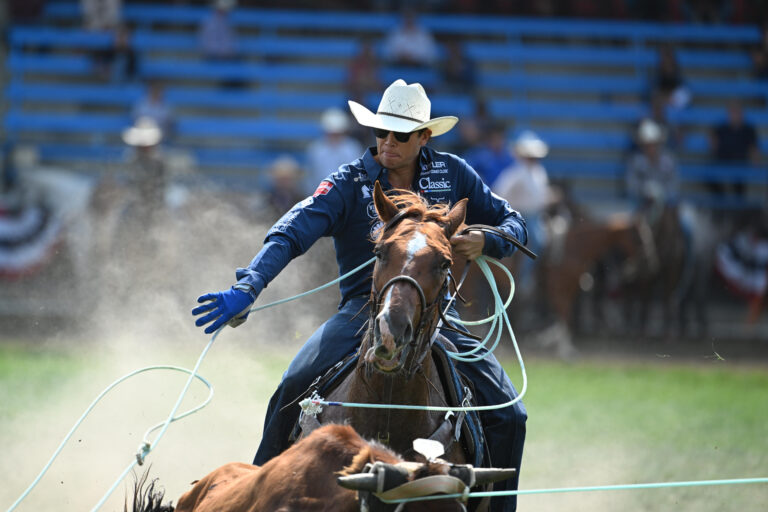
[192,282,262,334]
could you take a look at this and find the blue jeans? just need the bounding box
[253,296,527,511]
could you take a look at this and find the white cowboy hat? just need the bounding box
[320,107,349,133]
[512,130,549,158]
[122,117,163,147]
[347,79,458,137]
[637,118,665,144]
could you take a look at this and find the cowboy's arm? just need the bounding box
[193,182,348,333]
[458,161,527,260]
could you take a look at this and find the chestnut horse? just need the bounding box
[538,208,657,352]
[314,182,471,465]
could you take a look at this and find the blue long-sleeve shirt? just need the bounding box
[236,146,527,306]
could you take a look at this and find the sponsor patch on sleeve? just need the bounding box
[313,180,334,197]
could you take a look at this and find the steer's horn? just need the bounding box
[472,467,517,485]
[337,473,380,492]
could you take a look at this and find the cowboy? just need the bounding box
[494,130,553,297]
[192,79,528,511]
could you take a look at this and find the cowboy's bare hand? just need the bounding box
[451,231,485,261]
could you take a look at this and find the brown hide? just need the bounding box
[175,424,401,512]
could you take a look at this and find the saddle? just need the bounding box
[289,338,487,468]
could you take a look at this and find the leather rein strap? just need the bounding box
[460,224,537,260]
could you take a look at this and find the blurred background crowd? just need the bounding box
[2,0,767,352]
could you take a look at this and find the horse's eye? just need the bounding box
[441,259,452,271]
[373,247,383,259]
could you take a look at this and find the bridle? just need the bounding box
[365,202,536,380]
[367,205,450,379]
[369,273,448,379]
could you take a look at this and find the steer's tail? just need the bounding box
[124,467,174,512]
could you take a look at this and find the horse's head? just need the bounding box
[365,182,466,373]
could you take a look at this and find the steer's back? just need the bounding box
[175,424,401,512]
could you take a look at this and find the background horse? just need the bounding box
[621,199,704,340]
[316,183,471,464]
[535,201,658,355]
[458,193,657,357]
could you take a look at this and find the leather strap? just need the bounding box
[375,475,469,501]
[460,224,537,260]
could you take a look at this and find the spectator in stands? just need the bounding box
[455,95,493,154]
[625,119,680,204]
[305,108,363,195]
[493,131,553,295]
[381,9,439,67]
[199,0,239,61]
[198,0,243,88]
[750,24,768,80]
[81,0,121,31]
[121,117,168,227]
[652,45,691,112]
[463,121,514,186]
[265,155,305,219]
[109,25,137,83]
[629,91,681,155]
[708,101,760,197]
[682,0,729,23]
[132,81,174,138]
[439,39,477,95]
[93,24,137,83]
[8,0,47,24]
[0,142,18,195]
[346,39,382,106]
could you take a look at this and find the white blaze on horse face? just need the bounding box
[377,288,396,346]
[404,230,428,271]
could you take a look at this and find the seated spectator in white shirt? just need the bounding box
[198,0,238,61]
[304,108,363,195]
[493,131,553,294]
[381,9,439,67]
[132,82,174,137]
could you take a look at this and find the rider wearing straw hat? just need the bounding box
[193,79,528,511]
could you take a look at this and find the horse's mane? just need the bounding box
[373,189,452,244]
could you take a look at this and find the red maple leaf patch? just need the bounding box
[313,180,334,197]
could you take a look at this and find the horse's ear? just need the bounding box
[444,198,468,238]
[373,181,399,223]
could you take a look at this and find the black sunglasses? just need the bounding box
[373,128,418,143]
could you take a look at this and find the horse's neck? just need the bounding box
[352,350,438,408]
[569,220,629,260]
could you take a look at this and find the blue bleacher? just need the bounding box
[176,117,321,140]
[139,59,347,83]
[6,81,145,106]
[5,110,130,134]
[164,88,347,112]
[8,52,95,75]
[480,72,648,95]
[5,2,765,208]
[466,43,658,68]
[490,98,646,123]
[41,3,761,45]
[10,26,114,49]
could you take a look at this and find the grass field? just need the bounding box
[1,337,767,511]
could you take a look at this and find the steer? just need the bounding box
[129,424,514,512]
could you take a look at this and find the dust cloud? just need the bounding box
[2,188,341,510]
